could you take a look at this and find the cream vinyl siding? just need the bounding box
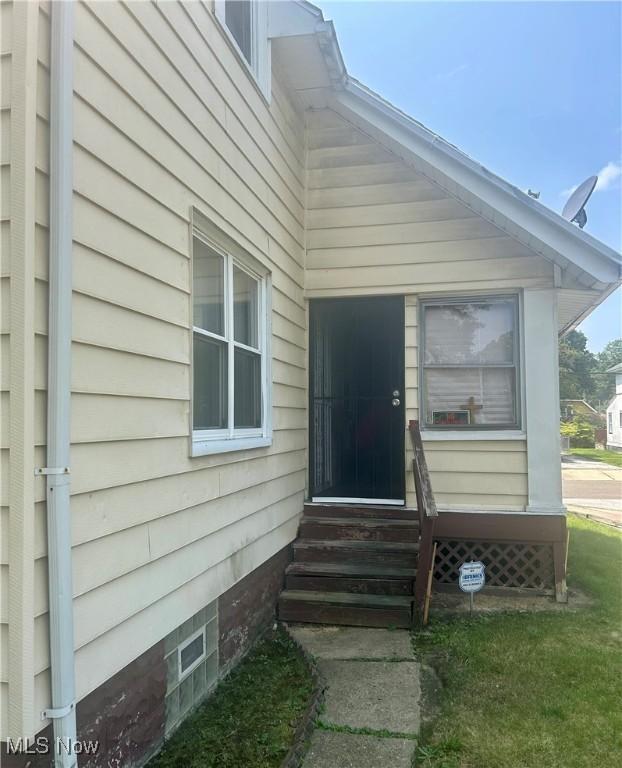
[305,110,530,509]
[305,109,554,298]
[2,0,572,739]
[403,296,527,508]
[4,0,307,738]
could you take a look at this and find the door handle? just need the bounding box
[392,398,400,407]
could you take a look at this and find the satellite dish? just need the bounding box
[562,175,598,229]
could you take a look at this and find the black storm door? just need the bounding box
[310,296,405,503]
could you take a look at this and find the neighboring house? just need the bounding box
[560,399,601,423]
[2,1,621,766]
[605,363,622,450]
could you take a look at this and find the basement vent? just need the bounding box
[164,601,219,735]
[179,629,206,680]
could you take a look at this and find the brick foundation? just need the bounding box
[2,544,291,767]
[219,544,292,671]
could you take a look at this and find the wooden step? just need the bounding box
[286,561,414,596]
[304,503,417,521]
[279,590,413,628]
[286,561,417,579]
[285,573,413,596]
[293,539,419,568]
[300,515,419,543]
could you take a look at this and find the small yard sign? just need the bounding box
[459,561,486,593]
[459,561,485,615]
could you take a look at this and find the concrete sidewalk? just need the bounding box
[290,626,420,768]
[562,457,621,527]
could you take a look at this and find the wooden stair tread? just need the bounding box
[286,561,416,579]
[294,538,419,552]
[304,503,417,520]
[279,590,413,607]
[302,515,418,528]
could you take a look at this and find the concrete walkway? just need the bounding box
[290,626,420,768]
[562,456,622,527]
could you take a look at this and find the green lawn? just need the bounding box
[569,448,622,467]
[148,629,313,768]
[414,515,622,768]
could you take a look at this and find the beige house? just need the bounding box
[1,1,621,765]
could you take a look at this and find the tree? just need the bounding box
[560,418,595,448]
[558,330,596,401]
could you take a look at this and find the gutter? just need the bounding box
[43,2,77,766]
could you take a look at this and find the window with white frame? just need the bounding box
[178,627,206,681]
[609,412,613,433]
[215,0,270,97]
[421,296,520,429]
[192,229,271,454]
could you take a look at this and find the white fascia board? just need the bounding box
[268,0,322,38]
[558,279,621,336]
[335,82,621,286]
[268,2,346,89]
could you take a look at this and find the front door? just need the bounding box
[309,296,405,504]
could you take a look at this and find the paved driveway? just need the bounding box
[562,455,622,527]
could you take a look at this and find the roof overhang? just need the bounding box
[269,1,621,329]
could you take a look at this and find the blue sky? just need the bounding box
[319,0,621,352]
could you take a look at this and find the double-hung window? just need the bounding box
[214,0,270,98]
[192,229,271,455]
[421,296,521,430]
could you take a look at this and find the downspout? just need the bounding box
[44,2,77,766]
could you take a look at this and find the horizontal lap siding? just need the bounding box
[305,109,554,298]
[305,111,530,509]
[404,296,528,508]
[16,0,308,716]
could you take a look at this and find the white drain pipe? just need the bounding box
[44,2,77,766]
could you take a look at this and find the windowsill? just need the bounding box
[421,430,526,441]
[191,435,272,457]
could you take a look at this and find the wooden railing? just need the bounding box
[408,420,438,625]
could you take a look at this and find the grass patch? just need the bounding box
[414,515,622,767]
[148,628,313,768]
[569,448,622,467]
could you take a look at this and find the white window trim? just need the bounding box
[419,294,523,432]
[422,430,526,442]
[191,226,272,458]
[214,0,271,101]
[178,627,206,682]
